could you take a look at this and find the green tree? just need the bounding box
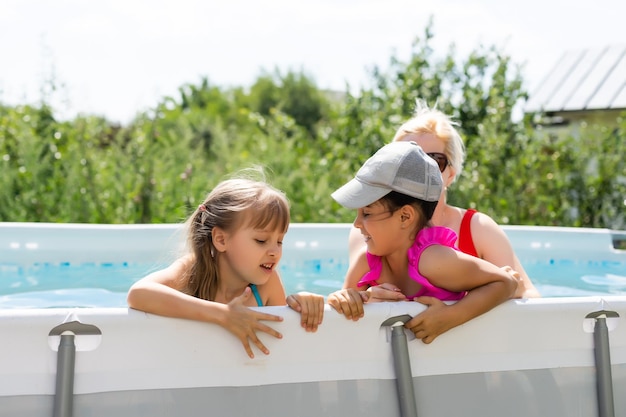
[248,69,329,135]
[0,25,624,228]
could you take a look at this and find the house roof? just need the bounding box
[525,44,626,114]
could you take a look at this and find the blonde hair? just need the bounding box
[184,173,290,300]
[393,100,465,180]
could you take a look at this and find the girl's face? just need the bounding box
[217,223,285,287]
[353,201,403,256]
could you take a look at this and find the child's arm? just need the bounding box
[328,248,406,320]
[405,246,521,343]
[286,292,325,332]
[127,257,284,359]
[327,248,369,320]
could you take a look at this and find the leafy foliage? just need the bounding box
[1,26,624,229]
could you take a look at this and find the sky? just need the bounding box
[1,0,625,125]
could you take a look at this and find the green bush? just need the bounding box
[1,28,624,229]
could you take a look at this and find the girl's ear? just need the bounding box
[399,205,417,227]
[211,227,228,252]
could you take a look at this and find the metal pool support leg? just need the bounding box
[585,309,620,417]
[49,320,102,417]
[381,314,418,417]
[54,333,75,417]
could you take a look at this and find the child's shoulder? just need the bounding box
[172,253,194,269]
[166,254,195,281]
[164,254,196,292]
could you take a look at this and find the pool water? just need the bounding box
[1,258,625,308]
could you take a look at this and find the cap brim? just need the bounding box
[331,178,391,209]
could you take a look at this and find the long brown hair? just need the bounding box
[184,177,290,300]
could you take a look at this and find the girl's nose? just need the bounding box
[268,243,281,257]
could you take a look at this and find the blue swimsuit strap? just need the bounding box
[249,284,263,307]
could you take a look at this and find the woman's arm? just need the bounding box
[470,212,541,297]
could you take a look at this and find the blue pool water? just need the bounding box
[1,258,626,308]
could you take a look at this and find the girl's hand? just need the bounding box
[223,287,283,359]
[404,296,456,344]
[327,288,368,321]
[501,265,524,298]
[365,283,408,303]
[286,292,325,332]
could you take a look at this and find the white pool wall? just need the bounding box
[1,298,625,417]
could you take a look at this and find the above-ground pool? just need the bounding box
[1,222,626,417]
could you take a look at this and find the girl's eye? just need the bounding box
[277,241,283,246]
[255,239,266,244]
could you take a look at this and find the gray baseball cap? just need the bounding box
[331,141,443,209]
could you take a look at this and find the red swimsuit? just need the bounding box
[458,209,479,257]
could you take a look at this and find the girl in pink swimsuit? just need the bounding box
[328,141,524,344]
[358,226,466,301]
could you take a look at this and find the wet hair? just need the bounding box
[393,99,465,181]
[379,191,437,231]
[184,176,290,301]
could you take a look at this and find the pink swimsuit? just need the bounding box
[357,226,467,301]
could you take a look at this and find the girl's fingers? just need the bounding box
[328,290,363,320]
[255,311,284,322]
[242,340,255,359]
[347,291,364,319]
[256,321,283,339]
[249,333,270,356]
[285,295,302,312]
[306,300,319,330]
